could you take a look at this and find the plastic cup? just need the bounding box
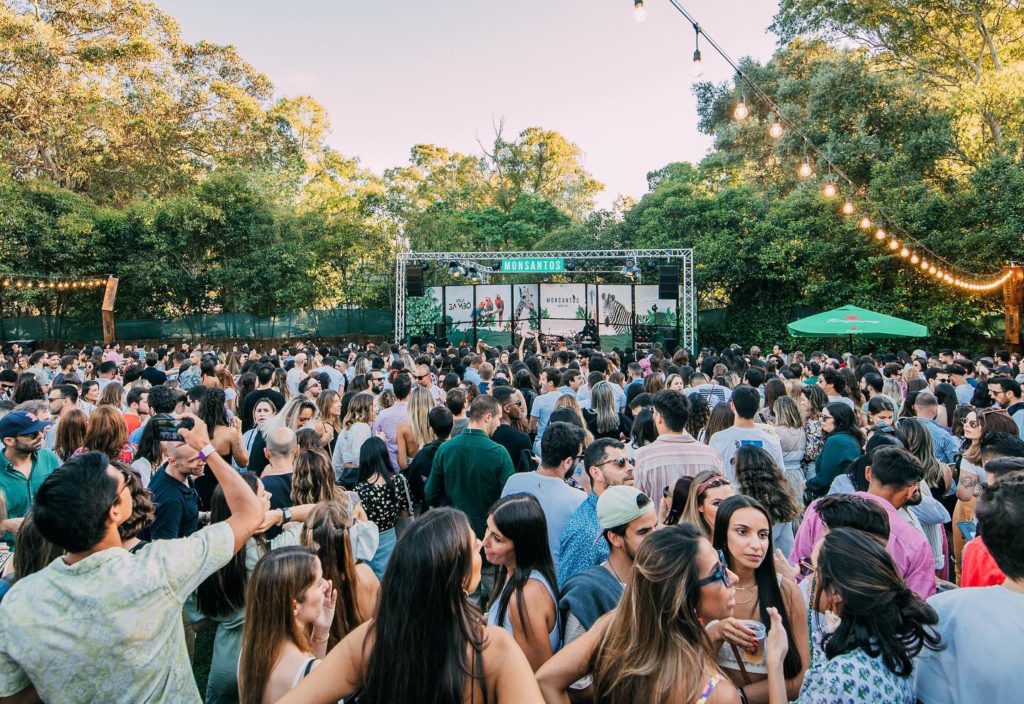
[741,620,767,665]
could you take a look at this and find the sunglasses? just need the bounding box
[821,414,834,421]
[696,549,732,589]
[597,457,634,469]
[414,374,429,381]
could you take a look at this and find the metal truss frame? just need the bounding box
[395,249,696,352]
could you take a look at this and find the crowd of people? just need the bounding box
[0,336,1021,703]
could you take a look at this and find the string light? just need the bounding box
[636,0,1009,295]
[798,154,813,178]
[0,276,108,290]
[733,93,749,121]
[692,26,703,77]
[633,0,647,23]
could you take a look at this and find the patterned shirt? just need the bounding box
[0,522,235,703]
[557,493,608,587]
[800,646,915,704]
[916,418,959,465]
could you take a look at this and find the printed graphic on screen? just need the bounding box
[635,285,679,327]
[540,284,587,339]
[405,286,443,336]
[473,284,513,346]
[512,284,540,342]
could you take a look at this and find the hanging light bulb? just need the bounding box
[842,198,855,215]
[859,215,872,230]
[733,94,749,121]
[919,259,929,271]
[798,155,813,178]
[875,228,887,240]
[633,0,647,23]
[692,27,704,77]
[769,113,783,139]
[888,238,900,251]
[822,179,838,198]
[910,253,920,264]
[900,247,910,258]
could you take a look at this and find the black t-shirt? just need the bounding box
[262,473,293,510]
[583,409,633,441]
[147,467,200,540]
[140,367,168,386]
[492,424,534,473]
[241,388,287,432]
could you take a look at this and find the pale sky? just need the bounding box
[157,0,781,209]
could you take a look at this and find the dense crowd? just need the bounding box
[0,336,1020,703]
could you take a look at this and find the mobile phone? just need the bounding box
[154,416,194,442]
[957,520,977,542]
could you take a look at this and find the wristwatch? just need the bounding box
[281,507,292,525]
[197,444,216,462]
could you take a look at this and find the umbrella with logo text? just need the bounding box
[787,305,928,349]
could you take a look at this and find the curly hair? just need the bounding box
[114,462,155,541]
[733,445,801,524]
[290,449,335,505]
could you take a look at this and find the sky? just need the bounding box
[157,0,781,209]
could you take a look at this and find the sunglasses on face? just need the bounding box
[821,414,834,421]
[414,374,429,381]
[696,549,732,589]
[597,456,634,469]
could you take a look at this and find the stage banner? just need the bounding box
[472,284,513,346]
[596,285,634,350]
[405,286,444,338]
[512,283,540,338]
[635,285,679,327]
[444,286,475,323]
[540,283,587,338]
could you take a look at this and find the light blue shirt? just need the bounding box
[502,471,585,568]
[530,387,575,444]
[487,570,561,653]
[916,417,960,465]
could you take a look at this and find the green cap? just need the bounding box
[597,485,654,530]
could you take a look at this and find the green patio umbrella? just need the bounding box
[787,305,928,346]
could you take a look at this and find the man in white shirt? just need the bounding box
[709,384,787,481]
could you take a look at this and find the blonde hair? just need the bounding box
[407,386,433,448]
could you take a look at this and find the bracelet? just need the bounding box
[198,444,216,462]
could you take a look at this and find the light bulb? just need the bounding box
[692,50,704,77]
[734,95,749,121]
[875,229,887,240]
[633,0,647,23]
[769,114,783,139]
[798,156,813,178]
[920,259,928,270]
[929,266,937,275]
[842,198,855,215]
[910,254,920,264]
[823,180,838,198]
[888,239,900,250]
[859,216,872,230]
[900,247,910,258]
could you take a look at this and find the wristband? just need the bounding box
[281,507,292,524]
[198,444,217,462]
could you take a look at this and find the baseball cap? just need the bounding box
[0,411,52,439]
[597,485,655,530]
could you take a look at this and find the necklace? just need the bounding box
[734,581,758,591]
[734,588,760,606]
[604,561,627,587]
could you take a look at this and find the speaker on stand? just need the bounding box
[407,265,425,297]
[658,265,680,300]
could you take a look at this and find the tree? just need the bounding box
[773,0,1024,164]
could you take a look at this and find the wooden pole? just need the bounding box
[101,276,119,344]
[1004,265,1023,354]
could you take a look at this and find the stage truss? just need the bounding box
[395,249,696,352]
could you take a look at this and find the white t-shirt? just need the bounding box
[916,585,1024,704]
[501,472,585,568]
[708,425,787,482]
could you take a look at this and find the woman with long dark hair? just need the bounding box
[804,402,864,500]
[710,496,808,703]
[53,408,87,462]
[628,408,658,458]
[732,447,803,557]
[354,437,412,579]
[237,547,337,704]
[300,499,379,650]
[701,402,735,443]
[764,528,941,704]
[799,385,829,478]
[536,523,741,703]
[278,508,542,704]
[195,387,248,510]
[933,382,958,429]
[483,493,560,671]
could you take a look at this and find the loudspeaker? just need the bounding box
[663,330,680,354]
[407,265,425,297]
[659,265,680,300]
[434,323,447,339]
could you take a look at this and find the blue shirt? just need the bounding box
[463,367,482,385]
[557,493,608,587]
[917,417,959,464]
[147,468,200,540]
[530,387,575,442]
